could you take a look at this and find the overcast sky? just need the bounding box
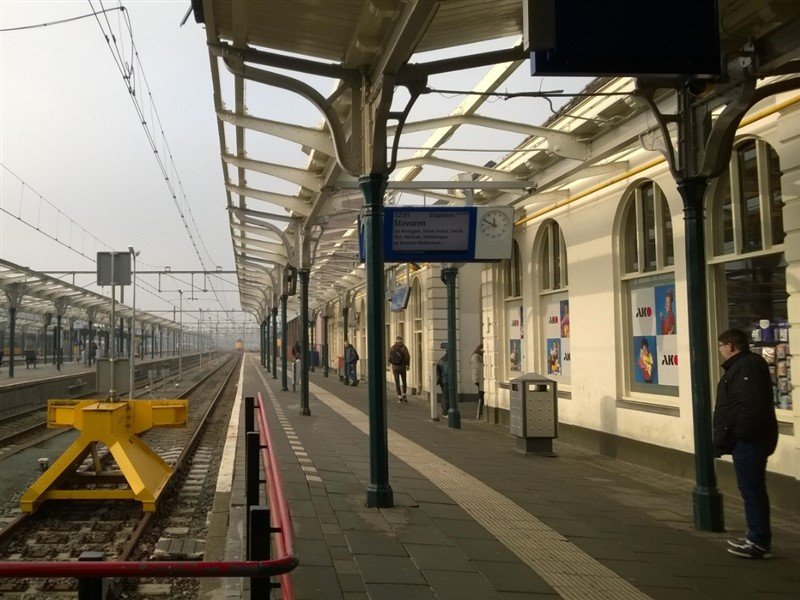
[1,1,239,323]
[1,1,589,332]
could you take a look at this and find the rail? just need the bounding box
[0,388,299,599]
[256,391,297,597]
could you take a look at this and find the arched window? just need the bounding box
[540,221,568,291]
[538,221,570,382]
[621,181,678,396]
[504,240,522,298]
[710,138,790,411]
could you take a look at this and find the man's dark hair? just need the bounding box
[718,328,750,352]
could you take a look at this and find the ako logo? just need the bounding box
[547,315,559,324]
[563,352,571,361]
[661,354,678,366]
[635,306,653,317]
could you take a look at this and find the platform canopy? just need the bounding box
[194,0,800,318]
[0,259,178,332]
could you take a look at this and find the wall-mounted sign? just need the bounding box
[360,206,514,263]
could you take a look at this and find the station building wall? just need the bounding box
[483,92,799,497]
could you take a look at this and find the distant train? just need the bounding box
[234,339,244,352]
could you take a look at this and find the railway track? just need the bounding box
[0,355,216,463]
[0,353,241,599]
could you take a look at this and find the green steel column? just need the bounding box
[442,268,461,429]
[310,315,315,373]
[678,175,724,532]
[265,319,271,369]
[260,320,266,367]
[341,307,349,383]
[280,294,288,391]
[322,315,329,377]
[299,268,311,416]
[359,173,394,508]
[8,307,16,378]
[272,307,278,379]
[56,314,62,372]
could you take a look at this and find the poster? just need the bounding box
[629,280,677,388]
[542,293,570,379]
[546,338,561,375]
[633,335,658,383]
[507,301,523,373]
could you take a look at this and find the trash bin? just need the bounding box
[509,373,558,455]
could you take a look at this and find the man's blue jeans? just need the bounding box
[346,362,357,384]
[732,441,771,550]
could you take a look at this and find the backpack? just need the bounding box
[389,347,403,365]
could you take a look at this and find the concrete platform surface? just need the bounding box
[224,355,800,600]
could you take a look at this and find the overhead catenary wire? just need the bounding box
[0,163,239,320]
[85,0,237,324]
[0,6,122,32]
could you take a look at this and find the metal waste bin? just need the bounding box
[509,373,557,455]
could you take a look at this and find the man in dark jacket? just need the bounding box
[388,336,410,403]
[343,341,359,386]
[713,329,778,559]
[436,352,450,417]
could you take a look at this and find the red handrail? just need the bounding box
[0,389,299,596]
[256,391,297,599]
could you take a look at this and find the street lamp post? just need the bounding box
[128,246,139,399]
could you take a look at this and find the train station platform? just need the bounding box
[0,360,94,387]
[219,355,800,600]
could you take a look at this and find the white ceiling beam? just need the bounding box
[226,184,311,216]
[217,110,334,155]
[222,154,323,191]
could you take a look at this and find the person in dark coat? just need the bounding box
[436,352,450,417]
[343,340,359,386]
[713,328,778,559]
[388,336,410,402]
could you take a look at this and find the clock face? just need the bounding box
[479,209,511,239]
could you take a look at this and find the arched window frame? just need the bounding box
[540,221,568,292]
[707,137,790,412]
[504,240,522,298]
[503,239,523,380]
[620,180,678,397]
[537,221,571,384]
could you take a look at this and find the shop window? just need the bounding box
[620,181,678,396]
[710,139,790,410]
[538,221,570,383]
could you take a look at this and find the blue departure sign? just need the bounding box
[360,206,514,263]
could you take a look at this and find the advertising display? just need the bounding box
[630,280,678,390]
[507,301,524,375]
[542,293,570,379]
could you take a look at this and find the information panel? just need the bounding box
[360,206,513,263]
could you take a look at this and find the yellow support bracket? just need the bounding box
[21,399,188,513]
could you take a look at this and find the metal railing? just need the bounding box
[0,391,298,599]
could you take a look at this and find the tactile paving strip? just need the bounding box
[310,382,651,600]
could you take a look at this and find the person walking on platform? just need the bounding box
[436,351,449,416]
[88,339,97,367]
[388,336,410,403]
[344,340,359,386]
[470,344,484,419]
[713,328,778,559]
